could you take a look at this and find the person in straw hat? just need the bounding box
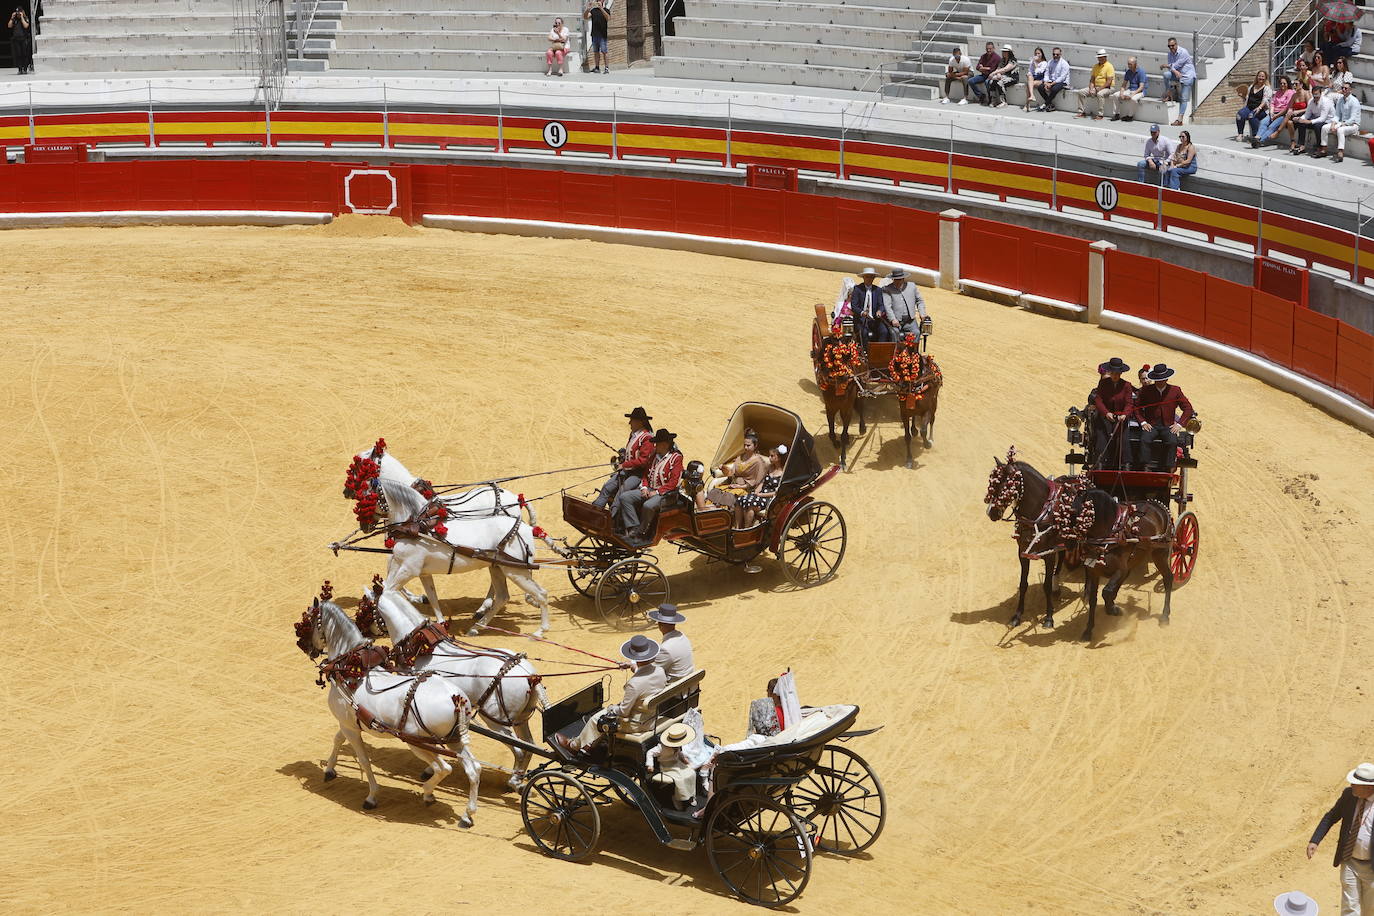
[1274,891,1319,916]
[648,604,695,680]
[646,722,702,809]
[848,266,891,349]
[557,634,666,753]
[1308,761,1374,914]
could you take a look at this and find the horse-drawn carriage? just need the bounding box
[810,280,940,469]
[1063,400,1200,586]
[519,671,885,907]
[558,402,848,628]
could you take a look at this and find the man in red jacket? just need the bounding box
[1132,363,1194,471]
[594,406,655,508]
[1091,356,1136,468]
[615,428,683,546]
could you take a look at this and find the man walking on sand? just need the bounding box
[1309,761,1374,914]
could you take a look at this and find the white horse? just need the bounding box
[379,477,554,637]
[297,598,483,827]
[363,585,548,789]
[345,443,534,611]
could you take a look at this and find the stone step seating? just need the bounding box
[653,56,884,91]
[334,30,553,54]
[36,4,240,73]
[674,17,929,51]
[337,11,564,31]
[679,0,939,29]
[343,0,577,10]
[662,36,913,70]
[998,0,1217,32]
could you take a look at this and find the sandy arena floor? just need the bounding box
[4,217,1373,915]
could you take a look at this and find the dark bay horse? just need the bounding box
[893,350,941,468]
[814,334,867,470]
[984,449,1068,629]
[1068,489,1175,642]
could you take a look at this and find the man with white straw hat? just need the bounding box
[1308,761,1374,914]
[1274,891,1319,916]
[557,634,666,753]
[647,604,695,680]
[1075,50,1116,120]
[848,266,891,349]
[645,722,701,809]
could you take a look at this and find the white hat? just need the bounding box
[859,266,878,277]
[1000,44,1012,52]
[1348,762,1374,784]
[1273,891,1318,916]
[660,723,697,748]
[1096,48,1108,57]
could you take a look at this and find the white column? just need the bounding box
[1087,240,1116,325]
[938,209,964,292]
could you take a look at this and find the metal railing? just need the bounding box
[234,0,288,109]
[292,0,323,61]
[900,0,970,92]
[1194,0,1273,64]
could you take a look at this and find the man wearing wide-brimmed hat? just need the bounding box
[648,604,694,679]
[1309,762,1374,914]
[883,268,929,337]
[1131,362,1194,471]
[614,428,683,547]
[594,406,655,508]
[848,266,892,349]
[558,634,667,753]
[1092,357,1136,468]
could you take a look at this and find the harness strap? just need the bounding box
[473,652,529,727]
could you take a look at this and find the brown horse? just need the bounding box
[1067,489,1175,642]
[814,334,867,470]
[984,449,1069,629]
[892,350,941,468]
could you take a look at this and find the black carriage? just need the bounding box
[514,673,885,908]
[1062,401,1201,585]
[558,403,848,628]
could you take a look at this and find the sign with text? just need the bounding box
[746,164,798,191]
[1254,256,1309,309]
[24,143,89,164]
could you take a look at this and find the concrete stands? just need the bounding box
[653,0,944,92]
[35,0,241,73]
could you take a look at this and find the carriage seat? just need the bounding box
[612,669,706,750]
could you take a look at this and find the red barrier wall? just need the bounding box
[960,218,1089,306]
[1105,250,1160,322]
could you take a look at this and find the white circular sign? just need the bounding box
[542,121,569,149]
[1095,179,1119,213]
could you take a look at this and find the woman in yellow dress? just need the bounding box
[708,428,768,526]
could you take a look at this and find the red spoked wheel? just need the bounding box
[1170,511,1199,586]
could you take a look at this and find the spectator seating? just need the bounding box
[654,0,946,91]
[35,0,242,73]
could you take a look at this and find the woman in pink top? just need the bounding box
[1254,76,1295,147]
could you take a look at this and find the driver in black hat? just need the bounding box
[613,428,683,547]
[1091,357,1136,468]
[557,634,666,753]
[594,406,655,508]
[1132,363,1194,471]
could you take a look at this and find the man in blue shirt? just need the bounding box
[1111,56,1148,122]
[1034,46,1071,112]
[1162,37,1196,125]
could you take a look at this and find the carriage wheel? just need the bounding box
[566,535,617,598]
[594,557,668,630]
[785,745,887,856]
[1170,511,1200,586]
[706,795,813,908]
[778,501,847,588]
[520,771,601,862]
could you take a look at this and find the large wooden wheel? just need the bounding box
[520,771,601,862]
[707,795,813,908]
[786,745,887,855]
[1170,511,1199,586]
[594,557,668,629]
[777,501,846,588]
[566,535,620,598]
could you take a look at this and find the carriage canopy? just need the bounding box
[711,402,823,494]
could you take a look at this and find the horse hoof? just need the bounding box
[1080,630,1093,642]
[459,815,473,829]
[1159,616,1171,627]
[420,767,434,780]
[1043,617,1055,629]
[465,626,481,637]
[905,460,913,469]
[1106,607,1123,617]
[323,768,337,782]
[363,798,378,810]
[531,630,545,640]
[1008,615,1022,627]
[424,795,436,806]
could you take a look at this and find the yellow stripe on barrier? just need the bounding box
[389,122,500,140]
[269,119,384,137]
[156,120,266,136]
[35,122,147,139]
[846,150,943,178]
[953,162,1052,196]
[0,124,29,140]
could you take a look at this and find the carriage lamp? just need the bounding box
[1064,408,1082,430]
[919,316,933,336]
[1185,416,1202,434]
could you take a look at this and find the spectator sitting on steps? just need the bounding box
[987,46,1019,109]
[1075,50,1115,120]
[545,16,570,77]
[1111,57,1147,122]
[1292,84,1333,156]
[967,41,1002,106]
[1253,76,1296,148]
[1232,69,1272,142]
[1317,83,1361,162]
[1034,46,1070,113]
[1136,123,1177,185]
[941,46,971,104]
[1163,130,1198,190]
[1025,48,1048,112]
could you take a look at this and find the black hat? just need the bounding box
[624,406,652,422]
[652,428,677,444]
[620,634,660,662]
[1146,363,1176,381]
[1102,357,1130,373]
[647,604,686,625]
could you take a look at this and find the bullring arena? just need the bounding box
[3,219,1372,914]
[6,0,1374,913]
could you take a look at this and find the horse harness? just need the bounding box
[385,515,539,573]
[388,623,540,727]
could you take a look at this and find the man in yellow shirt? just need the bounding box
[1075,50,1116,119]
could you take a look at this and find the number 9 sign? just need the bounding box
[542,121,569,150]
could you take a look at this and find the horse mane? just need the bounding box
[319,600,368,658]
[376,587,426,634]
[380,476,429,524]
[1013,460,1048,485]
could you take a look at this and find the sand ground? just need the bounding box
[3,218,1373,915]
